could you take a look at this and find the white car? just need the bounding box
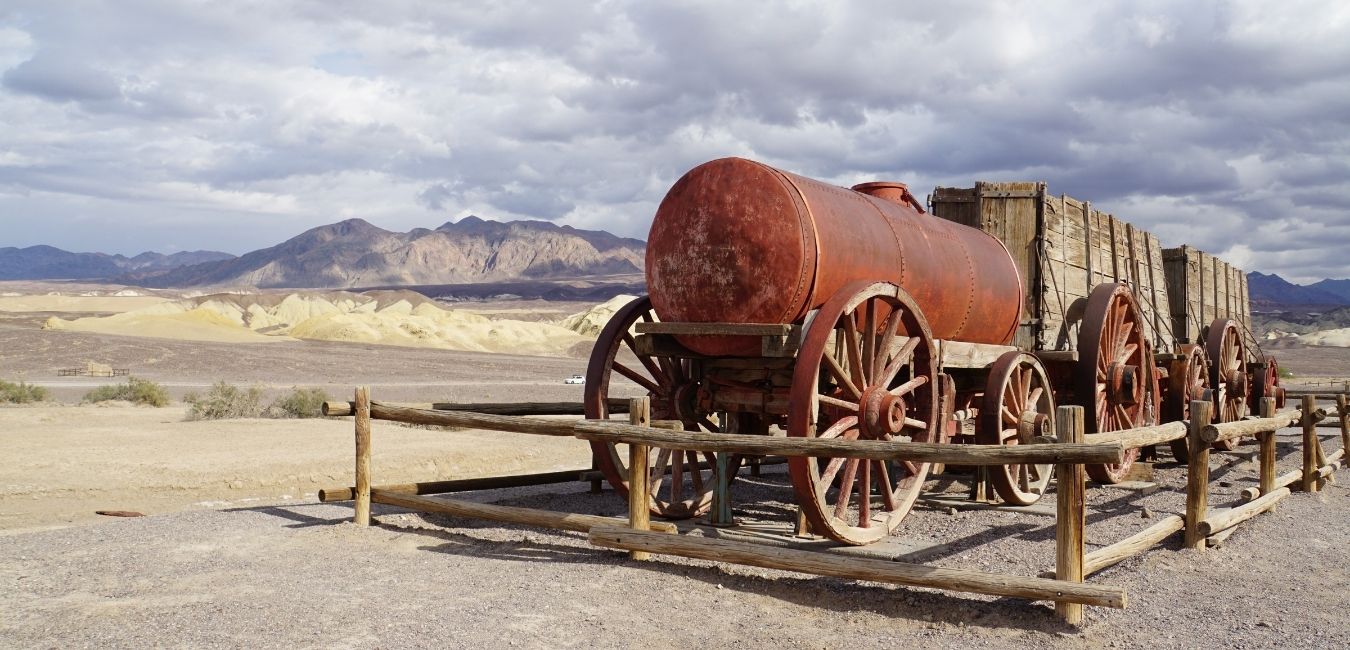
[564,374,585,384]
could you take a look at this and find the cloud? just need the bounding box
[3,52,121,103]
[0,0,1347,285]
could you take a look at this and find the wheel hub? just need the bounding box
[1228,371,1248,398]
[1105,363,1142,406]
[860,387,906,439]
[1017,411,1051,443]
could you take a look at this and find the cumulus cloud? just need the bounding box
[0,0,1347,283]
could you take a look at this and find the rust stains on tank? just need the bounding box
[645,158,1021,355]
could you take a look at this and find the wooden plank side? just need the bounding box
[1163,247,1189,343]
[977,182,1042,349]
[929,187,980,229]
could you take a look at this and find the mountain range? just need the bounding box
[1248,272,1350,309]
[0,246,234,281]
[1,217,645,289]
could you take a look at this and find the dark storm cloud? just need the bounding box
[0,1,1346,283]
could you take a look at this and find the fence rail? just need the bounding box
[325,386,1349,625]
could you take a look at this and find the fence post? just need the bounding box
[1258,397,1277,506]
[1339,393,1349,458]
[1302,395,1322,493]
[1055,405,1085,625]
[627,397,652,561]
[354,386,372,526]
[1184,400,1212,550]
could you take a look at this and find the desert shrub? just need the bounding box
[265,387,329,418]
[184,381,264,420]
[82,376,169,407]
[1277,366,1294,380]
[0,379,50,404]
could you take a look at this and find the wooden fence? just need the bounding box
[320,388,1348,625]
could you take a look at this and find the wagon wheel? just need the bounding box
[787,281,939,545]
[1251,356,1286,414]
[582,296,746,519]
[1075,283,1146,483]
[977,351,1055,505]
[1206,319,1248,451]
[1164,344,1212,462]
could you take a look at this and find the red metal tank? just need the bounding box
[645,157,1022,356]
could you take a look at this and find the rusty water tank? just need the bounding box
[645,157,1022,356]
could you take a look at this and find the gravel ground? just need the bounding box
[3,428,1347,649]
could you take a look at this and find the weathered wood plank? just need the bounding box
[588,525,1126,608]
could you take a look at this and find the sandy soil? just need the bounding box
[1,429,1347,648]
[0,324,598,403]
[0,405,593,533]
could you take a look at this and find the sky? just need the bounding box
[0,1,1347,282]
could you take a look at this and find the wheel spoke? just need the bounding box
[1115,320,1134,361]
[1000,426,1019,441]
[818,416,858,440]
[861,299,876,385]
[820,456,847,490]
[858,461,872,527]
[878,337,921,388]
[822,351,862,400]
[873,309,901,382]
[903,417,928,431]
[888,374,928,397]
[833,459,860,519]
[688,451,704,493]
[613,362,662,394]
[818,394,860,412]
[842,317,865,388]
[1115,404,1135,430]
[670,451,685,503]
[1027,386,1044,408]
[622,333,669,388]
[648,448,671,496]
[1001,405,1018,425]
[1018,464,1030,492]
[877,461,898,511]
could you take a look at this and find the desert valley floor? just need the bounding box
[1,289,1348,647]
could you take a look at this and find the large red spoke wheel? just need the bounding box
[1206,319,1248,451]
[977,352,1055,505]
[1075,283,1147,483]
[787,281,939,546]
[1164,343,1212,462]
[1251,356,1285,414]
[582,296,745,519]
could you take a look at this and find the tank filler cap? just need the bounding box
[850,181,926,213]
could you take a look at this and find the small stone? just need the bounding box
[947,507,958,516]
[1257,621,1272,628]
[1141,506,1154,519]
[716,583,723,590]
[1219,481,1233,487]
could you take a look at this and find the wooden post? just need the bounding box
[1055,405,1085,625]
[1184,400,1212,551]
[794,507,811,537]
[1258,397,1277,506]
[1302,394,1321,493]
[354,386,372,526]
[1339,394,1350,455]
[628,397,652,561]
[708,453,735,527]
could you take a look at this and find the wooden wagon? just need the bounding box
[581,158,1280,546]
[930,182,1281,461]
